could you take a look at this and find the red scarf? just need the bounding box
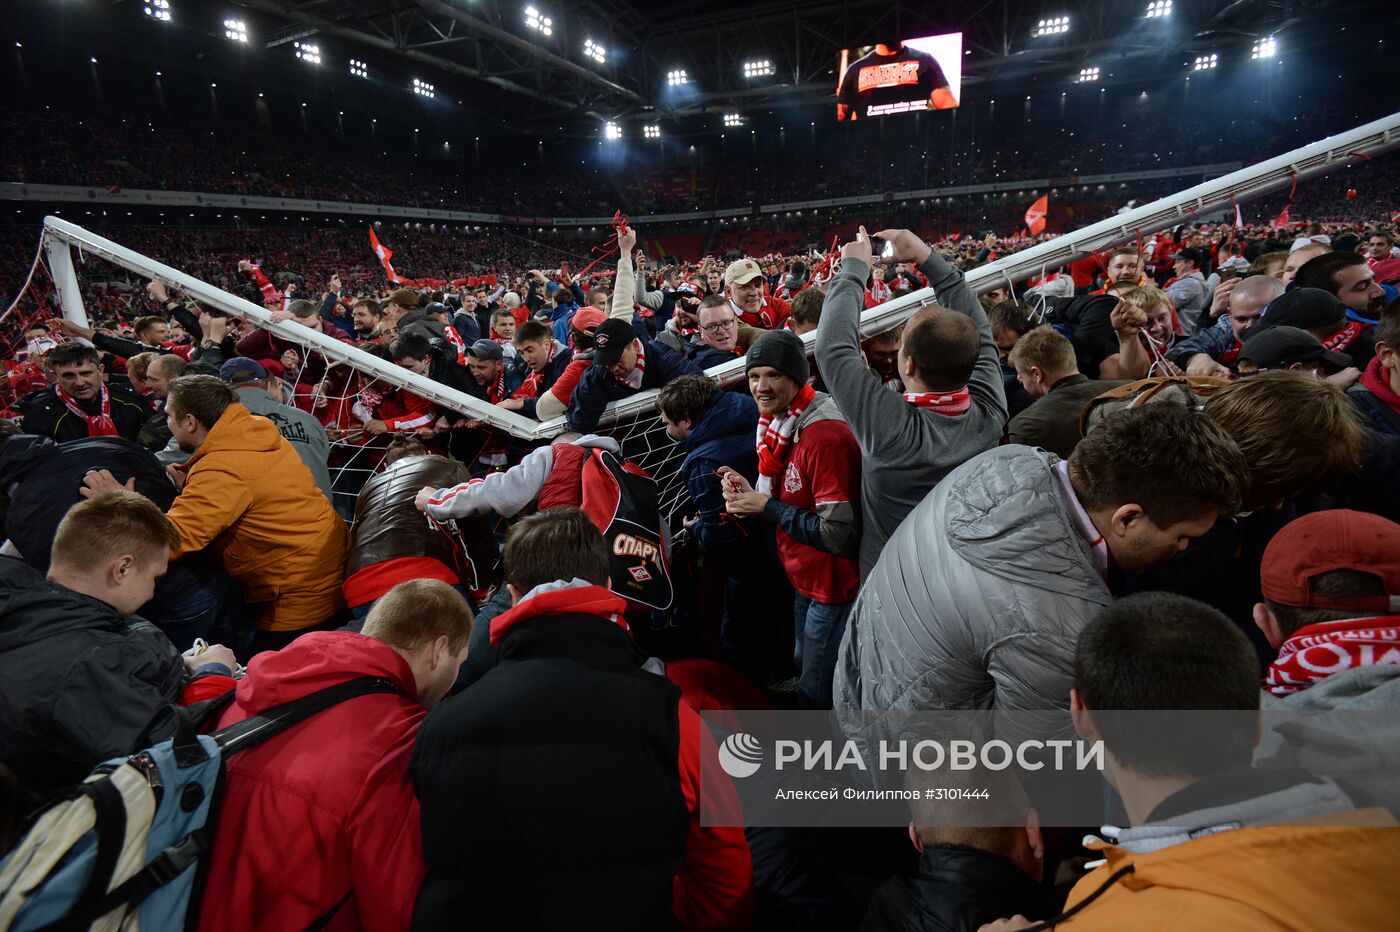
[1264,615,1400,697]
[903,387,971,415]
[755,383,816,495]
[487,368,507,404]
[1218,336,1243,366]
[1323,320,1365,353]
[1360,357,1400,414]
[56,383,118,437]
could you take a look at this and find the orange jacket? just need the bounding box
[1058,808,1400,929]
[168,402,348,632]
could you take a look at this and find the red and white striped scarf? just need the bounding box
[1264,616,1400,697]
[487,368,507,404]
[443,323,467,365]
[1323,321,1365,353]
[615,341,645,390]
[755,383,816,495]
[56,383,118,437]
[867,280,892,305]
[903,387,971,415]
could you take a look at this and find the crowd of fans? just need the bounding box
[2,166,1400,930]
[3,92,1393,217]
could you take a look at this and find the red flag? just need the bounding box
[1024,195,1048,235]
[368,227,401,284]
[1271,205,1291,229]
[1391,210,1400,224]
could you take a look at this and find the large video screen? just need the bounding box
[836,33,963,121]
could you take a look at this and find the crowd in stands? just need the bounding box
[2,185,1400,929]
[3,92,1393,217]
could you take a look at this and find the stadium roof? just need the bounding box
[8,0,1382,134]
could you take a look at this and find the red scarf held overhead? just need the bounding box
[755,383,816,494]
[1265,615,1400,697]
[903,387,971,415]
[1323,320,1366,354]
[1360,357,1400,413]
[56,383,118,437]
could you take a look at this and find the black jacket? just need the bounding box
[566,339,701,433]
[17,382,153,444]
[0,557,186,805]
[0,435,175,573]
[411,608,689,930]
[861,846,1057,932]
[1044,294,1119,380]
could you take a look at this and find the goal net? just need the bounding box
[8,110,1396,527]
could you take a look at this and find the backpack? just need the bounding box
[579,448,675,612]
[1079,375,1232,438]
[0,676,401,932]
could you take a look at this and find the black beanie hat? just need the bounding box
[746,329,810,386]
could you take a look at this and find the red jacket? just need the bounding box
[197,632,427,932]
[736,295,792,330]
[774,417,862,604]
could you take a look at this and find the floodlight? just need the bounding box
[723,113,742,126]
[1033,16,1070,38]
[294,41,320,65]
[1145,1,1171,18]
[525,7,553,37]
[604,121,622,139]
[743,59,774,78]
[1077,67,1099,82]
[1193,53,1218,70]
[143,0,172,23]
[350,58,368,78]
[667,69,689,86]
[1251,36,1276,59]
[223,19,247,43]
[413,78,435,98]
[584,39,606,64]
[644,124,660,139]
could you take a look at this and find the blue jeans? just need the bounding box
[793,595,852,709]
[140,554,249,653]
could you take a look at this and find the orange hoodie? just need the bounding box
[1057,808,1400,929]
[168,402,348,632]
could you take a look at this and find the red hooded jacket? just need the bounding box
[197,631,427,932]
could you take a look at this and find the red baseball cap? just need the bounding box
[571,308,606,333]
[1261,510,1400,613]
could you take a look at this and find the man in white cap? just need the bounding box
[725,258,791,330]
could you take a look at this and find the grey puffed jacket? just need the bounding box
[834,444,1112,718]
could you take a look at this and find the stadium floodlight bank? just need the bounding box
[37,109,1400,446]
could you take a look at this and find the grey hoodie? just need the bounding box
[233,385,333,500]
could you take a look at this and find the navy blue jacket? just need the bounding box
[689,343,743,373]
[681,391,759,550]
[567,339,701,433]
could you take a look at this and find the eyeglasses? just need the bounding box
[701,319,736,335]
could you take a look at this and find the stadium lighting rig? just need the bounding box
[294,41,320,65]
[667,69,689,86]
[1033,17,1070,38]
[223,18,247,43]
[643,124,661,139]
[1145,1,1171,18]
[143,0,172,23]
[1077,67,1100,83]
[413,78,435,98]
[604,121,622,139]
[1193,53,1218,71]
[1252,36,1277,59]
[524,7,553,38]
[723,113,743,126]
[584,39,606,64]
[349,58,368,78]
[743,60,775,78]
